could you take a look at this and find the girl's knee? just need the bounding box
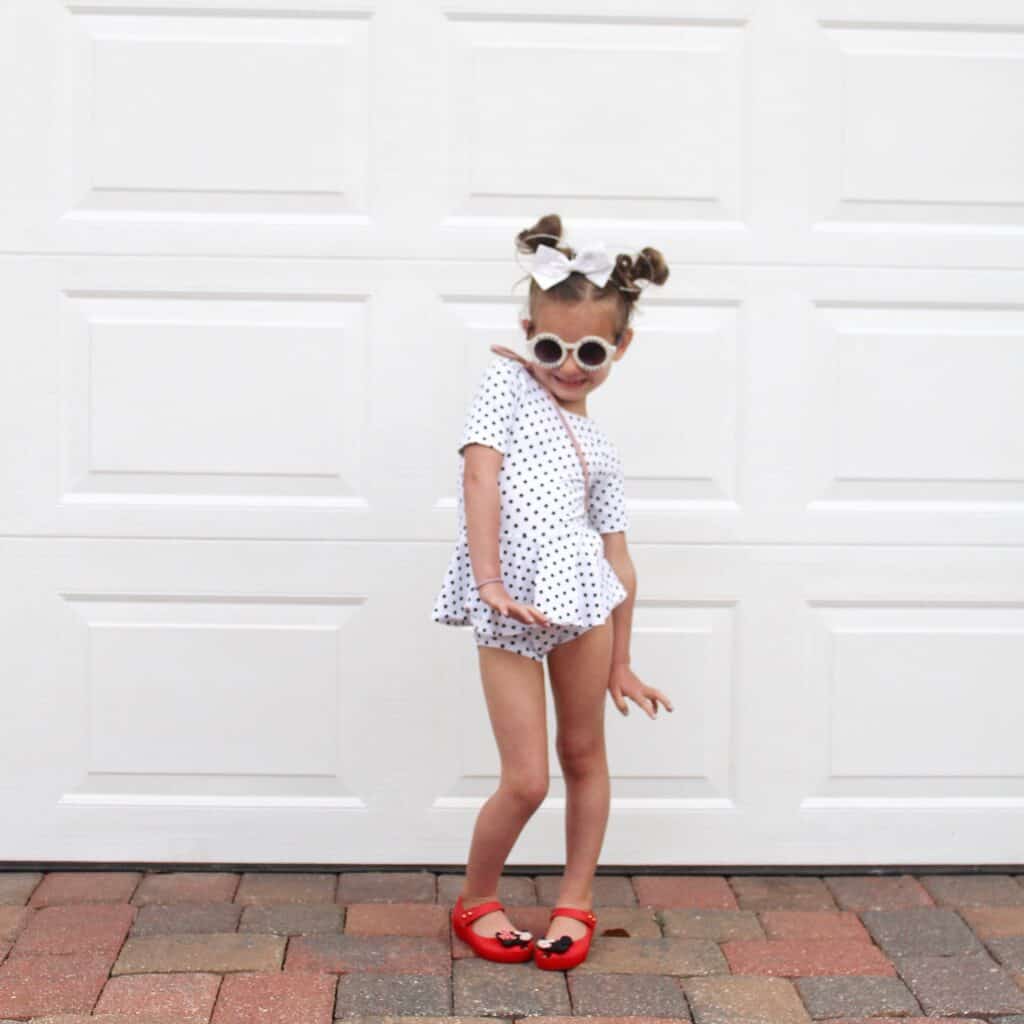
[502,774,549,810]
[556,736,605,776]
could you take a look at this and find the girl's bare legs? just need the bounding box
[458,644,549,939]
[542,615,614,944]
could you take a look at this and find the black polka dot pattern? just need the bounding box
[431,355,629,651]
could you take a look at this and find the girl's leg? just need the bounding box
[459,644,549,938]
[542,615,614,944]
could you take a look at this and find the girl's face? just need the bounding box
[520,298,633,407]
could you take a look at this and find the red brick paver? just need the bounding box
[0,952,113,1017]
[12,902,135,957]
[960,903,1024,938]
[344,901,449,937]
[234,872,337,905]
[0,905,33,941]
[722,937,897,976]
[730,875,838,912]
[211,970,336,1024]
[133,871,240,906]
[29,872,142,907]
[632,875,738,910]
[759,909,873,941]
[93,970,221,1020]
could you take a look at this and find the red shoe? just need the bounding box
[451,894,535,963]
[533,905,597,970]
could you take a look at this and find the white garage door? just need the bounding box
[1,0,1022,865]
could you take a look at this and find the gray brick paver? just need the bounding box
[794,974,921,1018]
[286,932,451,975]
[334,973,451,1017]
[574,936,728,975]
[661,908,765,941]
[438,874,538,906]
[893,948,1024,1016]
[111,930,284,974]
[920,874,1024,909]
[568,971,692,1018]
[0,874,43,906]
[338,871,436,904]
[861,906,985,957]
[453,957,570,1017]
[986,935,1024,971]
[129,900,241,936]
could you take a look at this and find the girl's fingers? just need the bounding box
[487,600,550,627]
[531,606,551,626]
[509,603,545,626]
[522,604,550,626]
[630,692,657,718]
[649,689,674,712]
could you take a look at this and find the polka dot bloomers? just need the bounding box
[431,353,629,662]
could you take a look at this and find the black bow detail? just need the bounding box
[495,928,531,948]
[539,934,573,955]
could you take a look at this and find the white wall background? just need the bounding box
[1,0,1022,864]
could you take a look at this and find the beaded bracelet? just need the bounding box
[476,576,503,590]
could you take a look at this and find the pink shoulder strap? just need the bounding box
[489,344,590,498]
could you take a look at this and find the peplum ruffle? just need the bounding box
[431,526,627,640]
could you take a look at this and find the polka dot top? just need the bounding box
[431,354,629,642]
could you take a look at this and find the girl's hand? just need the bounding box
[478,582,551,627]
[608,663,674,719]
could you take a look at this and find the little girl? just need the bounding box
[431,213,674,971]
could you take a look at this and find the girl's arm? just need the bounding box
[463,444,550,626]
[463,445,504,587]
[602,531,674,719]
[601,531,636,666]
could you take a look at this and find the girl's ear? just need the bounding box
[612,326,634,361]
[520,317,532,335]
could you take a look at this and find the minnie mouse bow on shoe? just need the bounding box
[534,906,598,970]
[451,894,535,963]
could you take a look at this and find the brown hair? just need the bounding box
[513,212,670,337]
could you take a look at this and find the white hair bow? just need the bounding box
[531,241,614,290]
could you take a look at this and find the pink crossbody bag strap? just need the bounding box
[489,344,590,499]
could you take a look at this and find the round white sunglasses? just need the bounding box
[526,331,620,372]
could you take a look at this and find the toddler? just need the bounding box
[432,213,674,970]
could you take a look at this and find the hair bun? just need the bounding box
[512,213,670,333]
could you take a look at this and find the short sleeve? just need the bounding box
[458,357,522,457]
[588,444,628,534]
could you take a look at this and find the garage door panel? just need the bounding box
[0,256,445,540]
[0,535,440,861]
[1,0,378,256]
[444,9,748,224]
[806,0,1024,267]
[790,271,1024,545]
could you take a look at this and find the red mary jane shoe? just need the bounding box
[533,905,597,970]
[451,894,535,963]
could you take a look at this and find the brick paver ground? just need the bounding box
[0,870,1022,1022]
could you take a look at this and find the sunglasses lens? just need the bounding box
[577,340,607,368]
[532,337,563,365]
